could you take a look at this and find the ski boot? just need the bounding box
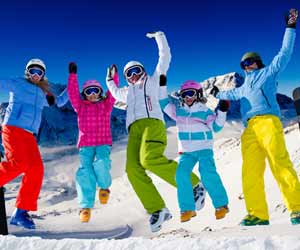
[180,210,196,223]
[290,211,300,225]
[10,208,36,229]
[79,208,91,223]
[240,214,269,226]
[193,182,206,211]
[215,205,229,220]
[99,189,110,204]
[149,207,172,232]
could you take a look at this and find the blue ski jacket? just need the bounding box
[217,28,295,126]
[0,77,49,134]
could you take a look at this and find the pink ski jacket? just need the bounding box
[67,73,116,148]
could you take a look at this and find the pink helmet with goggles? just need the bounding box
[179,80,206,104]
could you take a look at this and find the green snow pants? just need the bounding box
[126,118,199,213]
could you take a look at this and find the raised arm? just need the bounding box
[106,64,128,103]
[159,75,177,121]
[67,62,82,112]
[146,31,171,78]
[210,85,243,101]
[268,9,298,75]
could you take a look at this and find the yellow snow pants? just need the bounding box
[241,115,300,220]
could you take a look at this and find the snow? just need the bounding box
[1,121,300,249]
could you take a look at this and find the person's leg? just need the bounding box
[126,120,166,214]
[140,119,199,187]
[259,116,300,213]
[94,145,112,189]
[241,120,269,220]
[76,147,96,208]
[176,153,197,212]
[198,150,228,208]
[0,126,43,211]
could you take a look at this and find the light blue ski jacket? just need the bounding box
[0,77,48,134]
[217,28,295,126]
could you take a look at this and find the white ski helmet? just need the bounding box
[25,58,46,73]
[123,61,144,76]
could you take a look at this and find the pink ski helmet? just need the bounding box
[82,79,102,90]
[180,80,202,91]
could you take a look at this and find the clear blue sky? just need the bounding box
[0,0,299,99]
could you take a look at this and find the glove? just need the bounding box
[210,86,219,97]
[46,93,55,106]
[146,31,164,39]
[159,74,167,86]
[69,62,77,74]
[285,9,298,28]
[106,64,118,81]
[218,100,230,112]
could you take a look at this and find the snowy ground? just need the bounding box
[1,121,300,249]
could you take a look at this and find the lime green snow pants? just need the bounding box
[242,115,300,220]
[126,118,199,213]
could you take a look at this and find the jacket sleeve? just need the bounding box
[56,88,69,108]
[106,78,128,104]
[268,28,296,76]
[217,86,243,101]
[67,73,82,112]
[152,33,171,79]
[159,86,177,121]
[207,110,227,133]
[105,70,120,107]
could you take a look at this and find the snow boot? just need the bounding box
[180,210,196,223]
[149,207,172,232]
[215,205,229,220]
[193,182,206,211]
[79,208,91,223]
[99,189,110,204]
[240,214,269,226]
[10,208,36,229]
[290,211,300,225]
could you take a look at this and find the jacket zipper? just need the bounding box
[143,77,150,118]
[261,89,271,107]
[31,87,38,131]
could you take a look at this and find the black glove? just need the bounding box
[69,62,77,74]
[46,94,55,106]
[159,75,167,86]
[285,9,298,29]
[106,64,117,81]
[210,86,219,97]
[218,100,230,112]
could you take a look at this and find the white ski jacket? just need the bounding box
[106,32,171,129]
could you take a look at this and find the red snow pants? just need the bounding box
[0,125,44,211]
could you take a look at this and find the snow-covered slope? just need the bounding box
[1,121,300,249]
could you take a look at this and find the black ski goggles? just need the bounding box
[125,65,144,79]
[180,89,198,99]
[83,86,102,96]
[28,67,45,77]
[241,58,256,68]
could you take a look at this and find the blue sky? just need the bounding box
[0,0,299,99]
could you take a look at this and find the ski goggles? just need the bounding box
[180,89,197,99]
[28,67,45,77]
[83,86,102,96]
[125,65,144,79]
[241,58,256,68]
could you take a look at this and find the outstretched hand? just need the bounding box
[218,100,230,112]
[285,9,298,28]
[146,31,164,39]
[69,62,77,74]
[159,75,167,86]
[106,64,118,81]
